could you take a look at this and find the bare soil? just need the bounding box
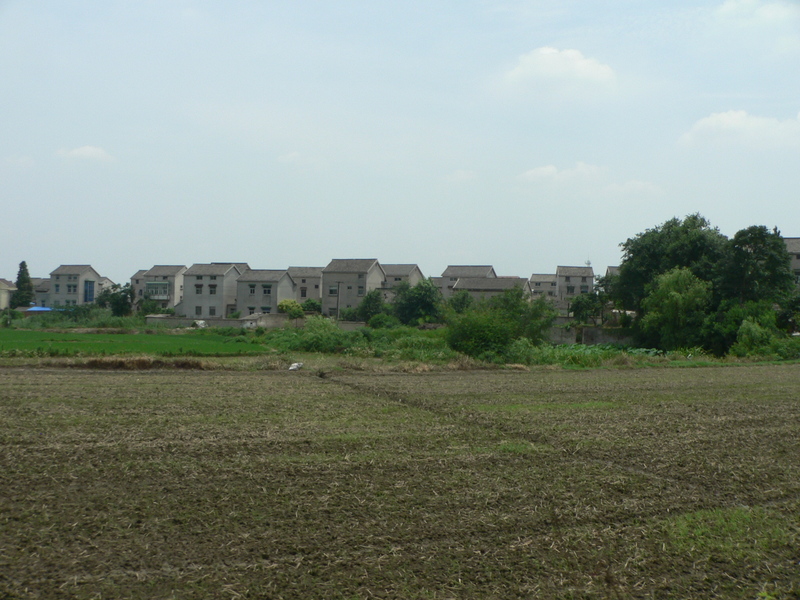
[1,365,799,598]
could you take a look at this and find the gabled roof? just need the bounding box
[238,269,292,283]
[131,269,148,279]
[382,264,423,278]
[287,267,324,278]
[185,263,241,276]
[452,277,529,291]
[784,238,800,254]
[212,262,250,273]
[605,266,621,277]
[441,265,496,278]
[323,259,381,273]
[0,278,15,289]
[529,274,557,283]
[144,265,187,277]
[556,266,594,277]
[33,278,50,292]
[50,264,99,276]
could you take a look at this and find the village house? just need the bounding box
[287,267,324,304]
[451,276,532,303]
[48,265,111,307]
[437,265,497,298]
[130,265,187,310]
[177,263,248,318]
[321,259,386,317]
[529,274,558,298]
[556,266,594,301]
[0,279,15,310]
[235,269,295,315]
[784,238,800,287]
[380,264,425,301]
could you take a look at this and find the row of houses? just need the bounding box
[7,239,800,318]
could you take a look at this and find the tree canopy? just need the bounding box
[10,261,34,309]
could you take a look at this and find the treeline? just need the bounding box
[597,215,799,356]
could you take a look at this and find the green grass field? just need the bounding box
[2,364,799,598]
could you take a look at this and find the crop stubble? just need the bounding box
[1,365,799,598]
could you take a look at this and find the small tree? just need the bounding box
[277,299,305,320]
[301,298,322,313]
[95,284,135,317]
[447,290,473,314]
[392,279,443,325]
[10,261,34,309]
[640,267,710,350]
[356,289,386,323]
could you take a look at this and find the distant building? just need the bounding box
[236,269,295,315]
[0,278,16,310]
[131,265,187,310]
[178,263,248,318]
[48,265,111,306]
[784,238,800,287]
[380,264,425,301]
[287,267,324,304]
[529,274,557,298]
[321,259,386,317]
[452,276,532,303]
[556,266,594,301]
[439,265,496,298]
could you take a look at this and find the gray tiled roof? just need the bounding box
[382,264,421,277]
[529,274,557,283]
[441,265,496,278]
[452,277,528,291]
[0,278,14,288]
[605,266,621,277]
[33,278,50,292]
[131,270,148,279]
[144,265,187,277]
[238,269,290,283]
[185,263,240,276]
[287,267,324,278]
[323,259,380,273]
[51,265,97,275]
[556,266,594,277]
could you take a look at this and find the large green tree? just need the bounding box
[392,279,443,325]
[615,214,727,312]
[639,267,711,350]
[96,284,135,317]
[715,226,794,305]
[10,261,34,309]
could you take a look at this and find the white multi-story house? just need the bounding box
[131,265,187,310]
[287,267,323,304]
[48,265,110,306]
[179,263,248,318]
[321,259,386,317]
[556,266,594,301]
[529,274,558,298]
[236,269,295,315]
[380,264,425,301]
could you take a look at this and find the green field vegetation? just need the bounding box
[2,365,799,598]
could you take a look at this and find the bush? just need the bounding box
[301,298,322,313]
[446,310,516,359]
[368,313,401,329]
[278,299,304,320]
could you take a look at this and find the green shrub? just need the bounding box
[446,310,516,359]
[368,313,401,329]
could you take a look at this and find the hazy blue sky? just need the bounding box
[2,0,799,283]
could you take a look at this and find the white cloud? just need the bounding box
[679,110,800,148]
[57,146,113,161]
[519,161,604,184]
[715,0,800,52]
[504,47,616,87]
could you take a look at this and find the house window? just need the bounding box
[358,274,364,280]
[135,279,140,284]
[195,285,203,294]
[329,286,338,295]
[248,307,255,315]
[209,307,216,316]
[315,284,319,289]
[261,306,270,313]
[548,291,555,297]
[358,286,365,296]
[347,285,352,290]
[534,282,541,287]
[249,284,256,295]
[581,277,587,283]
[55,275,60,280]
[394,277,402,281]
[196,275,203,280]
[195,306,202,316]
[301,279,306,283]
[551,282,556,287]
[54,284,60,293]
[209,285,217,295]
[580,286,589,294]
[262,285,271,295]
[163,276,168,281]
[210,276,217,280]
[565,276,571,283]
[138,289,143,296]
[300,287,307,298]
[567,286,575,294]
[67,284,77,294]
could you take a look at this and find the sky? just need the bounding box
[1,0,799,284]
